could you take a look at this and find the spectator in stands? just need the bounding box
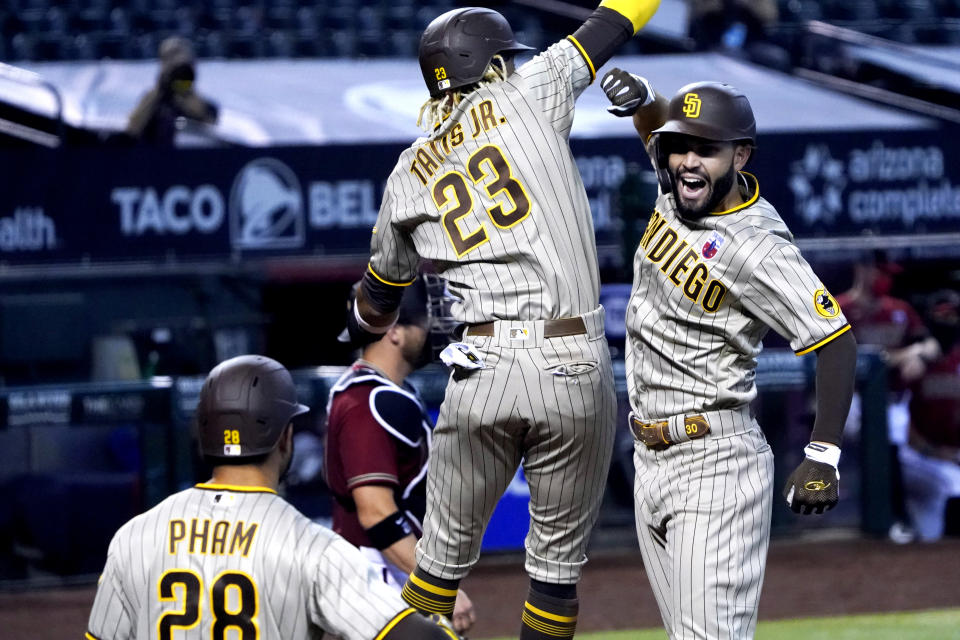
[901,289,960,541]
[836,252,940,542]
[686,0,778,51]
[126,36,218,146]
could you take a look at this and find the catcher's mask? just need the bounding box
[650,81,756,192]
[422,273,459,361]
[195,355,309,460]
[418,7,533,99]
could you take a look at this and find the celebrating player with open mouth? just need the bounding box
[602,69,858,639]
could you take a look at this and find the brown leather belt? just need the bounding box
[631,414,711,450]
[465,316,587,338]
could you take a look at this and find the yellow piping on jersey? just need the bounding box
[409,572,459,597]
[600,0,661,33]
[374,608,417,640]
[367,264,416,287]
[85,632,102,640]
[565,36,595,82]
[195,482,277,494]
[525,601,578,623]
[710,172,760,215]
[795,324,851,356]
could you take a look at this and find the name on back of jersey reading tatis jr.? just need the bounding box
[409,99,505,187]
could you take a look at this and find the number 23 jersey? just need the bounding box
[369,38,601,323]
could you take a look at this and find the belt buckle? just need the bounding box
[631,416,671,450]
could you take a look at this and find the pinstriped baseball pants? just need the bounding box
[416,307,617,584]
[633,412,774,639]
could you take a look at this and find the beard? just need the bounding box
[402,328,433,369]
[672,162,737,219]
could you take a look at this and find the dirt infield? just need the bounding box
[2,536,959,639]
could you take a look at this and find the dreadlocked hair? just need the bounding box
[417,55,510,131]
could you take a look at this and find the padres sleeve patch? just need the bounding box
[813,288,841,319]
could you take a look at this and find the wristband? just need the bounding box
[354,300,392,335]
[365,511,413,550]
[804,442,841,468]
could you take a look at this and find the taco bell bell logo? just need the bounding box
[229,158,305,250]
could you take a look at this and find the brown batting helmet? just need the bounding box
[653,81,756,143]
[195,355,309,460]
[418,7,533,99]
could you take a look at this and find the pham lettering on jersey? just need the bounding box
[167,519,258,557]
[409,99,505,186]
[641,210,728,314]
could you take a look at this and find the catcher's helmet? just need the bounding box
[650,81,756,190]
[195,355,309,459]
[419,7,533,98]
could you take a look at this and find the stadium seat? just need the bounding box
[389,29,418,57]
[296,6,320,37]
[266,30,294,58]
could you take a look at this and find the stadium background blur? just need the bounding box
[1,0,960,634]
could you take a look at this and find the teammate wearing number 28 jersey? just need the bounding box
[86,355,458,640]
[352,2,662,638]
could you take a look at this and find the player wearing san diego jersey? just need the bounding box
[601,70,857,638]
[344,2,661,638]
[86,355,458,640]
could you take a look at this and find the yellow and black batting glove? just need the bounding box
[783,442,840,515]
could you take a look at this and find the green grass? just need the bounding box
[484,608,960,640]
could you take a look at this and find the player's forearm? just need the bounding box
[357,268,404,329]
[632,91,670,145]
[810,330,858,445]
[381,534,418,575]
[599,0,660,33]
[569,0,660,73]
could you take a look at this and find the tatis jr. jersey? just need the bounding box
[369,38,601,323]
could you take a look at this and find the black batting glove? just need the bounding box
[600,68,655,117]
[783,442,841,515]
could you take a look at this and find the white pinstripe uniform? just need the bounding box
[368,38,616,584]
[626,173,851,639]
[86,483,413,640]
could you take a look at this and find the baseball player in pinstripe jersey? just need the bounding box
[85,355,459,640]
[601,71,858,638]
[343,2,661,637]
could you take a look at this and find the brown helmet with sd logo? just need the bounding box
[195,355,309,460]
[418,7,533,99]
[650,81,756,191]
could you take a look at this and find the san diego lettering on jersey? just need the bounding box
[408,99,506,187]
[639,209,728,313]
[167,518,258,556]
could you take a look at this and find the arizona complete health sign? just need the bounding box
[766,128,960,237]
